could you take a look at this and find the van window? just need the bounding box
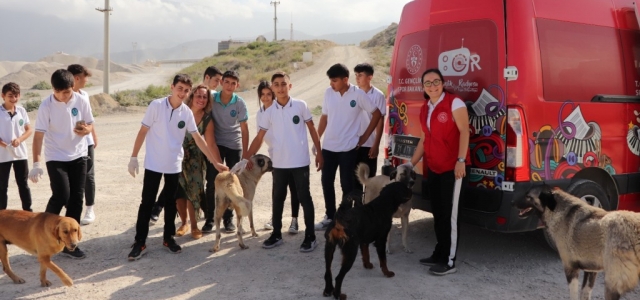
[537,19,625,102]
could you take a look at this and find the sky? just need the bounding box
[0,0,412,61]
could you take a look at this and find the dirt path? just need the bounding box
[3,46,640,299]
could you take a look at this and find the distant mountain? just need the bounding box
[94,39,221,65]
[261,26,386,45]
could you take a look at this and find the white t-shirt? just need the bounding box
[141,97,198,174]
[322,85,378,152]
[35,92,94,162]
[256,104,275,158]
[358,86,387,148]
[426,92,466,131]
[257,97,312,169]
[77,90,95,146]
[0,105,29,162]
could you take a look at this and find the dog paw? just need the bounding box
[41,279,52,287]
[62,277,73,287]
[251,231,258,237]
[337,293,347,300]
[363,262,374,269]
[403,247,413,253]
[11,277,25,284]
[386,248,393,255]
[210,246,219,253]
[239,243,249,250]
[323,289,333,297]
[383,270,395,278]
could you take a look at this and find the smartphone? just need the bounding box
[75,120,86,130]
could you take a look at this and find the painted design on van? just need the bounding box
[529,101,615,181]
[627,110,640,156]
[438,39,481,77]
[468,85,506,190]
[386,88,408,157]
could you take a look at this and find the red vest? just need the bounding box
[419,92,471,174]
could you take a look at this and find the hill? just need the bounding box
[178,40,335,88]
[359,23,398,90]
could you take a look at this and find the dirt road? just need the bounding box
[3,46,639,299]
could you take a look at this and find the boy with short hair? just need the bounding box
[201,70,249,233]
[314,63,382,231]
[67,64,98,225]
[30,69,95,259]
[353,63,386,198]
[203,66,223,92]
[127,74,224,261]
[240,71,323,252]
[0,82,33,211]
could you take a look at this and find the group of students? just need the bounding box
[0,65,98,259]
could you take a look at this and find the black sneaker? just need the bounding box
[163,239,182,254]
[61,247,86,259]
[150,205,162,224]
[262,234,283,249]
[201,222,213,233]
[299,234,317,252]
[224,219,236,233]
[419,255,440,266]
[429,263,457,276]
[128,242,147,261]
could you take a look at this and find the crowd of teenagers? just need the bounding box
[0,62,469,276]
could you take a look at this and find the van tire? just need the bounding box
[542,179,610,252]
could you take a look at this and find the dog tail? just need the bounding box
[355,163,370,186]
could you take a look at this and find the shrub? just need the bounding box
[24,100,40,112]
[32,81,52,90]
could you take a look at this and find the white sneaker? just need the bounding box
[314,215,332,231]
[264,219,273,230]
[288,217,299,234]
[81,206,95,225]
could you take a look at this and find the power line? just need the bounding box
[270,1,280,41]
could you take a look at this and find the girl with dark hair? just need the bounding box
[404,68,470,275]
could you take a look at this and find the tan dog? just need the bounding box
[0,210,81,287]
[356,163,416,253]
[211,154,273,252]
[514,185,640,300]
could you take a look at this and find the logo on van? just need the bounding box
[405,45,423,75]
[438,39,481,76]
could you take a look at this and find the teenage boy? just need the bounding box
[203,66,223,92]
[240,71,323,252]
[30,69,94,259]
[68,64,98,225]
[0,82,33,211]
[127,74,225,261]
[201,70,249,234]
[353,63,386,200]
[314,63,382,231]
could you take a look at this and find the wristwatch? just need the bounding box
[456,157,465,163]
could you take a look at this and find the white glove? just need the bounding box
[231,159,248,174]
[128,157,139,177]
[29,162,44,183]
[5,145,20,159]
[400,161,414,169]
[311,145,317,157]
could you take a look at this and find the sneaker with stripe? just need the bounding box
[163,239,182,253]
[128,242,147,261]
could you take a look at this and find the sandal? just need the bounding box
[176,224,189,237]
[191,228,203,240]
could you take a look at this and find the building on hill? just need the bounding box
[218,39,250,51]
[256,35,267,42]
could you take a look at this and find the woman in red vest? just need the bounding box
[405,68,470,276]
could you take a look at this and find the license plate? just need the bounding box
[392,135,420,160]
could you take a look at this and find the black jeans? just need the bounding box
[272,166,314,236]
[352,146,377,200]
[320,148,358,220]
[85,145,95,206]
[45,157,88,223]
[0,159,32,211]
[426,166,469,267]
[203,145,241,224]
[135,169,179,243]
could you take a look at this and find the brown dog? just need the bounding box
[211,154,273,252]
[0,210,81,287]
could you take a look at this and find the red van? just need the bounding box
[385,0,640,238]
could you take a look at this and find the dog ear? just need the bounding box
[257,158,265,168]
[538,185,557,211]
[52,222,61,242]
[77,223,82,241]
[390,169,398,180]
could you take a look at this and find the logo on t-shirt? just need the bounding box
[437,112,448,123]
[19,119,24,126]
[230,110,237,117]
[292,115,300,124]
[71,108,78,116]
[350,100,356,107]
[178,121,185,129]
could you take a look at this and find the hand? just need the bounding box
[5,145,20,159]
[315,151,324,172]
[215,163,229,173]
[357,135,367,149]
[93,139,98,149]
[11,139,20,147]
[454,161,466,180]
[400,161,414,169]
[73,125,90,136]
[29,162,44,183]
[128,157,139,178]
[311,145,317,157]
[232,158,249,173]
[368,146,379,159]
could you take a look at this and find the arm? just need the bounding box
[204,121,223,164]
[242,130,266,160]
[306,121,324,171]
[369,118,384,158]
[91,127,98,149]
[240,121,249,155]
[192,132,228,172]
[17,124,34,145]
[452,107,470,179]
[318,114,328,139]
[32,131,45,163]
[358,108,382,146]
[130,126,149,158]
[409,131,425,167]
[74,123,93,136]
[0,140,7,148]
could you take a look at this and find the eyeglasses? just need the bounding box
[423,79,442,87]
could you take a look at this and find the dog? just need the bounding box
[0,210,81,287]
[323,181,413,300]
[514,185,640,300]
[210,154,273,252]
[355,163,416,253]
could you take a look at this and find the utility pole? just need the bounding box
[96,0,112,94]
[132,42,137,64]
[271,1,280,41]
[290,12,293,40]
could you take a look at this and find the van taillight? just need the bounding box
[505,106,530,182]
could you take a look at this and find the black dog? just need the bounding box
[323,181,413,300]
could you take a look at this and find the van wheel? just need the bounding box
[542,179,610,252]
